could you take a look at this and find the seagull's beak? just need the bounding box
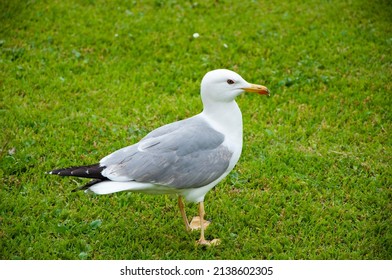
[242,83,270,96]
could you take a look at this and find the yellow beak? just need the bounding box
[242,83,270,96]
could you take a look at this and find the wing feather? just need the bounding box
[100,116,233,188]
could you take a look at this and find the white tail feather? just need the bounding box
[86,181,178,195]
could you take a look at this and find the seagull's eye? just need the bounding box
[227,79,235,85]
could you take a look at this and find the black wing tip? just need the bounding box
[46,169,59,175]
[46,169,69,176]
[46,164,106,179]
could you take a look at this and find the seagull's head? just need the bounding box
[200,69,270,104]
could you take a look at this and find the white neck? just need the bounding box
[200,100,243,144]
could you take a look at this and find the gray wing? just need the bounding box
[100,116,233,188]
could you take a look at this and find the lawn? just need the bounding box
[0,0,391,259]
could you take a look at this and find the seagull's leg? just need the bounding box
[196,202,221,246]
[189,201,211,231]
[178,196,191,231]
[179,196,209,231]
[197,201,208,244]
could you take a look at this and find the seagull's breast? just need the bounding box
[200,100,243,172]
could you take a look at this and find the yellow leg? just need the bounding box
[198,201,208,244]
[196,202,220,246]
[178,198,220,245]
[178,196,191,231]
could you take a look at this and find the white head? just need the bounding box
[200,69,269,104]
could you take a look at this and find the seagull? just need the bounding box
[48,69,270,245]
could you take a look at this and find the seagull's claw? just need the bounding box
[196,238,221,246]
[189,216,211,231]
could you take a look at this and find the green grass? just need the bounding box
[1,0,391,260]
